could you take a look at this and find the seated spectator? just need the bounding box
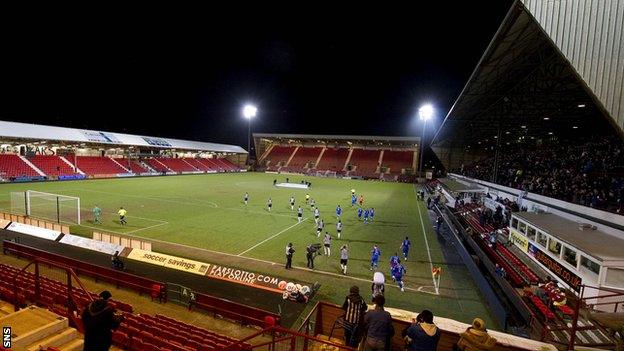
[454,318,497,351]
[402,310,440,351]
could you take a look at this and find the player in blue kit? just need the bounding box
[351,194,357,207]
[369,207,375,222]
[357,207,363,220]
[401,236,411,261]
[370,245,381,270]
[335,205,342,220]
[389,252,401,280]
[391,263,406,292]
[363,208,370,224]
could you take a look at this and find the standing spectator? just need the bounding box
[454,318,497,351]
[372,272,385,300]
[402,310,441,351]
[494,264,506,278]
[426,197,432,209]
[435,215,443,235]
[362,295,394,351]
[285,243,294,269]
[306,244,316,269]
[342,286,367,347]
[82,290,123,351]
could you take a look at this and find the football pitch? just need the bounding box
[0,173,495,327]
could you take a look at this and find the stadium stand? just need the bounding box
[382,150,414,174]
[184,158,211,171]
[462,137,624,214]
[264,145,296,170]
[145,158,171,173]
[0,154,40,178]
[315,147,349,172]
[284,146,322,172]
[155,157,198,172]
[126,160,151,174]
[69,156,128,175]
[349,149,380,177]
[28,155,78,177]
[213,158,239,171]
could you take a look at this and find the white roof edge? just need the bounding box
[253,133,420,142]
[0,120,247,154]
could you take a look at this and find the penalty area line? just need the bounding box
[237,218,308,256]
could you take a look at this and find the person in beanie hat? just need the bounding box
[342,286,367,347]
[454,318,497,351]
[82,291,123,351]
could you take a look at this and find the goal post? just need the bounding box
[10,190,81,225]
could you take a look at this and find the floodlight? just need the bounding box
[243,105,257,119]
[418,104,433,121]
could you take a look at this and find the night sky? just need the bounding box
[0,1,513,148]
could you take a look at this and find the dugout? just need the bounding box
[437,178,485,208]
[508,211,624,304]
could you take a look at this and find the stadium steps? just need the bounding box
[108,157,131,172]
[313,147,326,169]
[0,305,72,350]
[19,155,46,176]
[284,146,299,167]
[25,327,78,351]
[59,156,84,175]
[343,148,354,171]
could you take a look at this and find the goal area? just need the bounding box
[10,190,81,225]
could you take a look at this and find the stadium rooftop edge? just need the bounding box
[0,120,247,154]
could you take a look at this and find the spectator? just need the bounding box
[285,243,294,269]
[363,295,394,351]
[111,251,124,270]
[454,318,497,351]
[494,264,506,278]
[342,286,368,347]
[82,290,123,351]
[402,310,441,351]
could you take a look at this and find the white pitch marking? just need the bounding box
[237,218,308,256]
[413,184,439,295]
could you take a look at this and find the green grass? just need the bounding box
[0,173,496,327]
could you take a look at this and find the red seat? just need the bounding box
[113,330,130,348]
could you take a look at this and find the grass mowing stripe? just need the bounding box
[413,184,439,295]
[237,218,309,256]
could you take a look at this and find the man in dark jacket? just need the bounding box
[82,291,123,351]
[342,286,367,347]
[402,310,440,351]
[363,295,394,351]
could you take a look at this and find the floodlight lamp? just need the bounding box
[243,105,257,119]
[418,104,433,121]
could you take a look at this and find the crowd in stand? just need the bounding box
[462,137,624,214]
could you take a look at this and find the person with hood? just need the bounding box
[402,310,440,351]
[454,318,497,351]
[82,290,123,351]
[342,286,368,347]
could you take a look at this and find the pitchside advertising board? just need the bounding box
[127,249,309,294]
[528,243,582,292]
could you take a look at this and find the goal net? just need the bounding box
[10,190,81,225]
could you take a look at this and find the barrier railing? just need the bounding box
[0,211,70,234]
[5,257,94,332]
[93,231,152,251]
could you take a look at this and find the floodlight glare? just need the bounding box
[243,105,257,119]
[418,104,433,121]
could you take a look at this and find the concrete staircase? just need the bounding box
[0,305,83,351]
[19,156,46,176]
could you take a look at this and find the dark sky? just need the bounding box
[0,1,513,148]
